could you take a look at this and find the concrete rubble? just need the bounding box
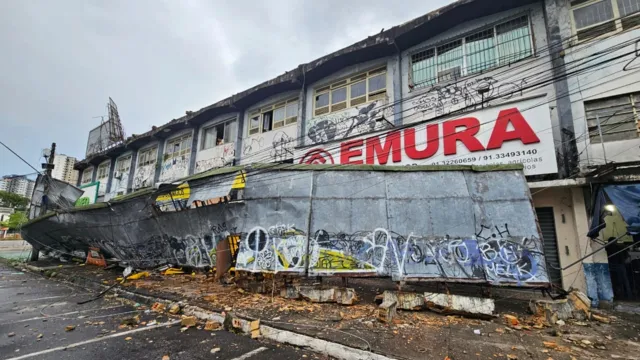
[529,290,593,323]
[376,290,495,320]
[281,286,358,305]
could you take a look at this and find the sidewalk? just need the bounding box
[12,258,640,360]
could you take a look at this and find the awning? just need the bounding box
[187,170,246,206]
[588,184,640,237]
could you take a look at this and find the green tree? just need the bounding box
[0,191,29,210]
[1,211,28,230]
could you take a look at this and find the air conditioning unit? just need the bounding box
[114,171,122,180]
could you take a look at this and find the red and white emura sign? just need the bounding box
[296,98,558,176]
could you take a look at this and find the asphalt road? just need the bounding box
[0,263,324,360]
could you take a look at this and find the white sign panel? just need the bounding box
[295,98,558,176]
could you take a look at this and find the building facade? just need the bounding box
[48,151,79,185]
[74,0,640,305]
[1,175,35,198]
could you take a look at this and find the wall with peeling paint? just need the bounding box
[22,166,549,287]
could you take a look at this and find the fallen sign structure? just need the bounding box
[21,163,551,287]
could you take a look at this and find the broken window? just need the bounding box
[410,15,533,89]
[313,67,387,116]
[586,92,640,143]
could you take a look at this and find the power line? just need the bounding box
[0,140,41,175]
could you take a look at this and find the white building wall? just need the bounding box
[555,0,640,168]
[240,91,300,165]
[106,152,133,200]
[302,57,397,148]
[95,160,111,196]
[194,113,238,173]
[132,142,159,190]
[159,129,194,183]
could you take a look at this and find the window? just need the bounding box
[313,67,387,116]
[410,15,533,89]
[202,118,237,150]
[586,92,640,143]
[165,134,192,160]
[97,163,109,180]
[116,155,131,174]
[247,98,298,135]
[138,146,158,167]
[571,0,640,41]
[81,168,93,184]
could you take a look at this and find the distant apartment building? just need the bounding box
[48,151,79,185]
[1,175,35,198]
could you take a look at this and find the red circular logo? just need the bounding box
[299,149,335,164]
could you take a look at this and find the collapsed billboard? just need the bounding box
[21,165,550,287]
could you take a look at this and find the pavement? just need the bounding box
[0,262,325,360]
[6,258,640,360]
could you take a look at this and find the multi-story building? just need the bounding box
[46,150,79,185]
[0,178,7,192]
[74,0,640,304]
[1,175,35,198]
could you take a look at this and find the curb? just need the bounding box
[11,261,396,360]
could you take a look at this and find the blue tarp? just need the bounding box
[588,184,640,238]
[604,185,640,235]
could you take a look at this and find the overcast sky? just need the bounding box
[0,0,449,177]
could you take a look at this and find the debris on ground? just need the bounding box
[125,336,132,341]
[168,303,182,315]
[65,325,76,332]
[8,332,15,337]
[504,314,520,327]
[121,315,141,326]
[151,302,166,312]
[210,347,221,354]
[181,316,197,328]
[204,320,221,331]
[162,356,170,360]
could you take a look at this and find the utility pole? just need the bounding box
[31,142,56,262]
[45,143,56,177]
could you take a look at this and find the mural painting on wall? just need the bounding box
[133,165,154,190]
[232,223,546,285]
[296,97,557,176]
[74,182,100,207]
[159,154,190,182]
[306,99,394,145]
[409,76,528,119]
[195,143,235,173]
[242,127,297,163]
[105,173,129,202]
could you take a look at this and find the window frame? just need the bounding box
[164,134,192,161]
[569,0,640,43]
[313,67,387,117]
[247,98,298,136]
[81,168,93,184]
[201,117,237,150]
[408,14,534,90]
[585,91,640,143]
[115,155,132,174]
[137,146,158,167]
[96,162,110,180]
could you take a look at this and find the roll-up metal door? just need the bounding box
[536,207,563,287]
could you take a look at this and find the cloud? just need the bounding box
[0,0,448,177]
